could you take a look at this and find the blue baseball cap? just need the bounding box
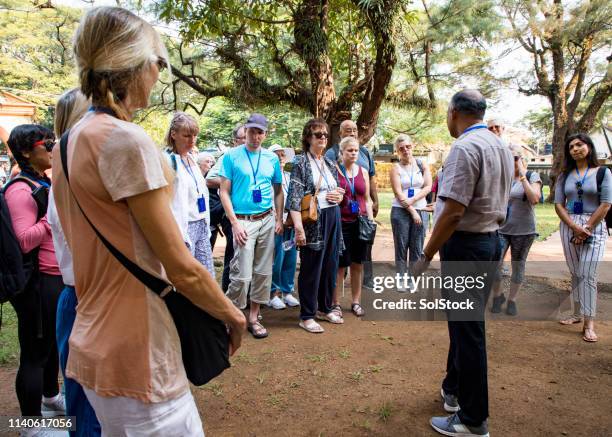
[244,113,268,132]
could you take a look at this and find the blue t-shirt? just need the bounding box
[219,144,282,215]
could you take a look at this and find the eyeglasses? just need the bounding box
[488,125,501,130]
[311,132,329,139]
[32,139,55,152]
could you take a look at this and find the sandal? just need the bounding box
[331,304,343,318]
[351,303,365,317]
[299,319,324,334]
[582,327,598,342]
[316,311,344,324]
[247,321,268,339]
[560,315,583,325]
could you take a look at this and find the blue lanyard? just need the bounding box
[180,155,200,194]
[462,124,488,135]
[89,106,117,117]
[575,167,589,187]
[245,148,261,186]
[309,153,331,187]
[339,164,356,196]
[20,172,49,188]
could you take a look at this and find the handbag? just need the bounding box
[60,131,229,386]
[284,168,324,227]
[357,215,376,243]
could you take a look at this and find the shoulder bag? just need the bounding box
[60,131,229,386]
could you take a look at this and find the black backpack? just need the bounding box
[0,177,42,313]
[595,166,612,233]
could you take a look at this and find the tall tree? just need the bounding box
[502,0,611,186]
[0,0,81,123]
[156,0,411,144]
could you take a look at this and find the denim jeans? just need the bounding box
[272,228,297,295]
[56,286,101,437]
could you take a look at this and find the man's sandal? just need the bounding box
[248,321,268,339]
[299,320,325,334]
[560,315,582,325]
[351,303,365,317]
[331,304,343,318]
[583,327,598,342]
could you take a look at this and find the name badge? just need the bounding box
[350,200,360,214]
[253,189,262,203]
[408,188,415,198]
[197,196,206,213]
[573,201,583,214]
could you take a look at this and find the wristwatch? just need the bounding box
[519,174,527,182]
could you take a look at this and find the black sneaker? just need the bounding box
[430,413,489,436]
[441,388,460,413]
[506,300,517,316]
[490,293,506,313]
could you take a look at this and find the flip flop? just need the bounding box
[299,320,324,334]
[247,321,268,339]
[560,315,582,325]
[582,328,598,342]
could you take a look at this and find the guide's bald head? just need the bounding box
[447,89,487,138]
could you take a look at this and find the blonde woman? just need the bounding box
[390,134,432,285]
[48,88,102,436]
[332,136,373,317]
[165,112,214,277]
[52,7,245,434]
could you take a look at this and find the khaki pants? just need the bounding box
[226,214,275,309]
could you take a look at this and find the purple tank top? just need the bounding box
[338,166,367,222]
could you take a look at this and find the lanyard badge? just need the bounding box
[245,148,263,203]
[197,196,207,213]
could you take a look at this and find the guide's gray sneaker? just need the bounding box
[441,388,460,412]
[430,413,489,437]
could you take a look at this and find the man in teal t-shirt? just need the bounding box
[219,113,283,339]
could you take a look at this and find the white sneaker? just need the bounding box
[268,296,286,310]
[41,393,66,417]
[283,294,300,307]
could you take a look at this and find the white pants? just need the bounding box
[560,214,607,318]
[83,389,204,437]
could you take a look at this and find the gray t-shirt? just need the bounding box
[554,167,612,213]
[434,126,514,233]
[499,172,541,235]
[325,144,376,177]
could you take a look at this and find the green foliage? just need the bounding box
[0,0,81,125]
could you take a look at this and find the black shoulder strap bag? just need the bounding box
[60,130,229,386]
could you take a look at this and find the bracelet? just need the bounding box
[519,175,527,182]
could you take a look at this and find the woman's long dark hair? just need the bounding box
[562,133,599,174]
[7,124,54,182]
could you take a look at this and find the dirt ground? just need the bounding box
[1,276,611,437]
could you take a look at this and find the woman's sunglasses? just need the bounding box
[33,139,55,152]
[311,132,329,139]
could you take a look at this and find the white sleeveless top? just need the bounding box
[392,160,427,210]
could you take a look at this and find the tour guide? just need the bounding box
[413,89,513,437]
[219,113,284,339]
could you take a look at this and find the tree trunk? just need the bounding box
[355,0,399,144]
[293,0,336,121]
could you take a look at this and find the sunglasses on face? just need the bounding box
[33,139,55,152]
[155,56,168,71]
[311,132,329,139]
